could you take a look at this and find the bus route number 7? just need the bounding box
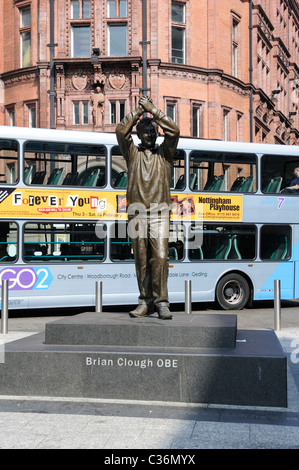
[278,197,285,209]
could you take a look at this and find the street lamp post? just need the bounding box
[140,0,150,96]
[49,0,56,130]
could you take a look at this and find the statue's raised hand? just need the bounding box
[139,96,156,114]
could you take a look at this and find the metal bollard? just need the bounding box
[95,281,102,313]
[274,279,281,331]
[1,279,9,334]
[185,279,192,314]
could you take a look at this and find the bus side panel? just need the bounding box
[295,262,299,299]
[0,264,139,310]
[28,294,93,309]
[28,293,141,309]
[1,295,28,310]
[168,266,215,303]
[254,262,294,300]
[168,264,252,303]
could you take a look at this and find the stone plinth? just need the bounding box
[0,312,287,408]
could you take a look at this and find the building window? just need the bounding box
[108,0,127,18]
[83,102,89,124]
[72,26,91,57]
[166,103,176,122]
[236,112,243,141]
[10,111,15,126]
[110,102,116,124]
[82,0,91,18]
[171,1,185,64]
[223,108,231,141]
[29,107,36,128]
[119,102,125,121]
[71,0,90,19]
[192,105,202,138]
[108,24,127,56]
[256,34,271,94]
[232,15,240,77]
[110,101,126,124]
[74,103,80,125]
[73,102,90,125]
[71,0,80,18]
[232,42,238,77]
[6,108,15,126]
[20,6,31,27]
[20,7,31,67]
[107,0,128,56]
[70,0,91,57]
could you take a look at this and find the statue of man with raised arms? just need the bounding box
[116,96,180,319]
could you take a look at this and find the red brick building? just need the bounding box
[1,0,299,144]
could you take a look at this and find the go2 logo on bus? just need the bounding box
[0,267,53,290]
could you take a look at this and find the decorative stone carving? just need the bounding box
[108,72,126,89]
[104,68,130,90]
[93,63,106,87]
[64,67,92,92]
[91,85,105,127]
[72,74,88,91]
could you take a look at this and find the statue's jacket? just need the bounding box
[116,108,180,215]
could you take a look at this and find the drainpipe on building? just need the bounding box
[249,0,254,143]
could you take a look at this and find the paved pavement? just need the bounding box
[0,301,299,450]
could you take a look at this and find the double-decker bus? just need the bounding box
[0,125,298,311]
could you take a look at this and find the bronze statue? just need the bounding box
[116,96,180,319]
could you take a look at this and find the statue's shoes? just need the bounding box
[129,303,154,318]
[156,303,173,320]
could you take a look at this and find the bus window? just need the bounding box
[23,222,106,262]
[111,146,127,188]
[188,224,256,261]
[189,151,257,193]
[0,139,18,184]
[111,146,186,190]
[168,222,185,260]
[110,221,185,262]
[262,155,299,194]
[260,225,291,260]
[110,222,133,261]
[0,222,17,262]
[171,150,185,190]
[24,142,106,187]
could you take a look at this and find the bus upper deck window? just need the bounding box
[111,147,186,191]
[262,154,299,195]
[111,146,128,188]
[171,150,186,191]
[0,139,19,184]
[189,151,257,193]
[24,141,107,187]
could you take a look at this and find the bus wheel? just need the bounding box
[216,273,250,310]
